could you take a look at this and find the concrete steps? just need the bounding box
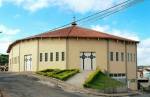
[66,70,92,88]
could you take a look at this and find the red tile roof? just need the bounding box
[7,25,139,53]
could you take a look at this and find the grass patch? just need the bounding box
[36,69,79,81]
[83,70,125,90]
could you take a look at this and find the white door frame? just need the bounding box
[80,52,96,70]
[24,54,32,71]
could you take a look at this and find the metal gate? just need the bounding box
[80,52,96,70]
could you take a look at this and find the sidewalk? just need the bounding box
[20,72,140,97]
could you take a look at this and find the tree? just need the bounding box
[0,54,9,66]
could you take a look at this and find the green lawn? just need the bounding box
[84,70,125,90]
[36,69,79,81]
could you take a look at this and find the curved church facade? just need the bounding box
[7,25,139,90]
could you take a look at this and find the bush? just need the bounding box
[36,69,79,81]
[83,69,100,87]
[83,70,124,90]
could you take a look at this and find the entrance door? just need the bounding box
[24,55,32,71]
[80,52,96,70]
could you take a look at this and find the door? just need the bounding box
[80,52,96,70]
[24,55,32,71]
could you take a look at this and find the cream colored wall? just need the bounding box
[67,38,108,71]
[109,40,126,73]
[19,40,38,71]
[126,43,137,90]
[9,48,13,71]
[9,44,20,72]
[12,44,20,72]
[126,43,137,79]
[38,38,66,71]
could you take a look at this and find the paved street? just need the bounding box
[0,73,150,97]
[0,73,99,97]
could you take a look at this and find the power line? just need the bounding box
[79,0,142,25]
[47,0,142,32]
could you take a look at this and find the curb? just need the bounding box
[20,73,140,97]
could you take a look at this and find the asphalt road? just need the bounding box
[0,73,99,97]
[0,73,150,97]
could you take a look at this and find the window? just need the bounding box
[110,73,126,78]
[40,53,42,62]
[50,52,53,61]
[121,52,124,62]
[56,52,59,61]
[128,53,130,62]
[45,53,48,62]
[109,74,113,77]
[110,52,113,61]
[114,74,117,77]
[121,73,126,77]
[62,52,65,61]
[118,73,122,77]
[134,54,136,62]
[130,53,132,62]
[116,52,119,61]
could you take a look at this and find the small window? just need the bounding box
[50,52,53,61]
[116,52,119,61]
[114,74,117,77]
[121,73,126,77]
[62,52,65,61]
[128,53,130,62]
[121,52,124,62]
[134,54,136,62]
[40,53,42,62]
[110,74,113,77]
[118,73,122,77]
[56,52,59,61]
[110,52,113,61]
[45,53,48,62]
[130,53,132,62]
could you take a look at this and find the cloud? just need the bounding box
[0,41,10,54]
[0,24,20,53]
[0,0,118,13]
[0,0,2,7]
[0,36,13,54]
[91,25,139,41]
[138,39,150,66]
[91,25,150,66]
[0,24,20,35]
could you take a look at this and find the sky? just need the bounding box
[0,0,149,66]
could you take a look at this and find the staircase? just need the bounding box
[66,70,92,88]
